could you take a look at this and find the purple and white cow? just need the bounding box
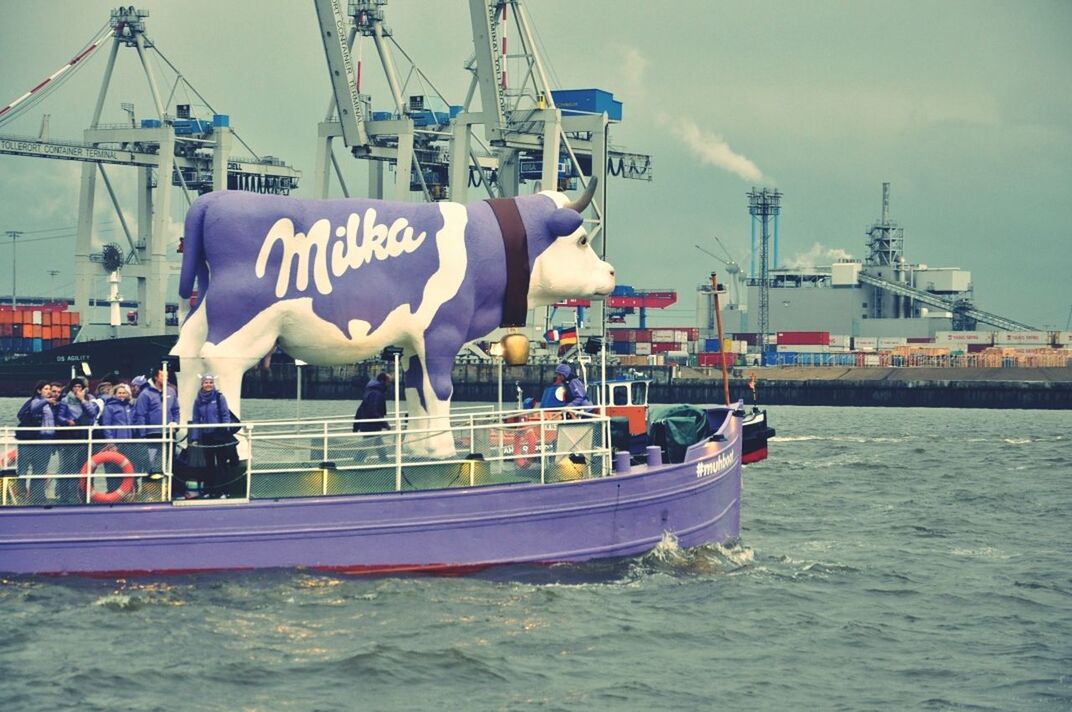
[171,181,614,455]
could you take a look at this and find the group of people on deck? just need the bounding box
[14,367,235,503]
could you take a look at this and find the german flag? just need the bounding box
[559,326,578,346]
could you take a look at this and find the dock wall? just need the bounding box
[241,364,1072,409]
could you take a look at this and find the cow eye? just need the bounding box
[579,236,588,246]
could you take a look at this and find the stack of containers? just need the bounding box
[609,326,702,363]
[0,306,78,355]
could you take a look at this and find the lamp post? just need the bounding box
[6,230,21,307]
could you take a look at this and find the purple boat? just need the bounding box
[0,404,742,576]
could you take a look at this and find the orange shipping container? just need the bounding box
[70,312,81,326]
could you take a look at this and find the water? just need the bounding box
[1,399,1069,711]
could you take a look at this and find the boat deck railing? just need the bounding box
[0,406,612,507]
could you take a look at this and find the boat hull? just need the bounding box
[0,429,741,576]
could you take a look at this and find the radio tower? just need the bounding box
[748,187,781,362]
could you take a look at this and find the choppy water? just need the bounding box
[1,400,1069,711]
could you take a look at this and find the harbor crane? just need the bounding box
[0,7,301,334]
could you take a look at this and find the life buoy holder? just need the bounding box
[2,448,15,468]
[513,428,538,470]
[79,450,136,503]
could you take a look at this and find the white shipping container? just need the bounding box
[777,344,829,353]
[934,331,992,345]
[651,330,674,342]
[32,311,42,325]
[829,334,851,348]
[674,330,690,342]
[853,337,878,351]
[878,337,908,348]
[863,354,881,366]
[993,331,1050,346]
[1055,331,1072,346]
[635,342,652,355]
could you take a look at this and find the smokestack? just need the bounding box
[882,182,890,224]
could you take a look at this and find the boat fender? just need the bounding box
[79,450,137,504]
[514,428,538,470]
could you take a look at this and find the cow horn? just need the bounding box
[564,177,598,213]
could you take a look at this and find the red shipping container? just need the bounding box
[687,328,699,341]
[70,312,81,326]
[635,329,652,342]
[650,342,678,354]
[62,325,71,339]
[776,331,830,346]
[0,311,10,325]
[698,352,734,367]
[967,343,988,353]
[907,337,932,343]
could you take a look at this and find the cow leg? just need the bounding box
[171,304,209,430]
[401,349,457,458]
[402,351,432,456]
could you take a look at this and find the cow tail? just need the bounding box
[179,195,209,300]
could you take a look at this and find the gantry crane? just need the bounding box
[0,7,301,334]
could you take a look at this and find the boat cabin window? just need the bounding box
[612,385,630,406]
[630,381,649,407]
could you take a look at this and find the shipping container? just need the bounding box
[651,329,674,342]
[934,330,992,345]
[634,342,651,355]
[993,331,1050,346]
[611,341,633,355]
[651,342,678,354]
[829,334,851,349]
[698,352,735,367]
[777,344,828,353]
[733,333,758,346]
[776,331,830,346]
[1055,332,1072,346]
[907,337,933,344]
[878,337,908,349]
[851,337,878,351]
[703,338,720,351]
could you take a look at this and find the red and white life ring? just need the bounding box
[79,450,136,503]
[513,428,538,470]
[2,448,15,468]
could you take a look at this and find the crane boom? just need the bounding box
[314,0,370,149]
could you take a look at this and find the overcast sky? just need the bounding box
[1,0,1069,329]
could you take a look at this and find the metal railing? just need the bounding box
[0,406,613,507]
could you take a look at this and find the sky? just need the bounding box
[1,0,1070,329]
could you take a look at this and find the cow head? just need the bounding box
[516,180,616,307]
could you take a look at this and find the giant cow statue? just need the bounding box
[171,180,614,456]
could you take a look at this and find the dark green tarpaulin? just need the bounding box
[647,404,711,463]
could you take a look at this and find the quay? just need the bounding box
[241,363,1072,410]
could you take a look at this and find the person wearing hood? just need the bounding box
[133,366,180,474]
[130,374,148,400]
[352,372,392,462]
[55,377,100,503]
[100,382,137,495]
[189,374,236,497]
[553,363,593,409]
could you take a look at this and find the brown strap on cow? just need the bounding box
[486,198,530,328]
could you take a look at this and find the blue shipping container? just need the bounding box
[704,338,720,351]
[32,338,43,352]
[551,89,623,121]
[212,114,230,127]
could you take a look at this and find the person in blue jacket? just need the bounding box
[100,382,136,494]
[56,378,100,503]
[352,372,391,462]
[189,374,236,497]
[553,363,593,409]
[133,366,180,475]
[15,380,55,503]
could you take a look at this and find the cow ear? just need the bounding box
[548,208,583,237]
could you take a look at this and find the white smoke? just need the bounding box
[659,114,766,183]
[784,242,855,270]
